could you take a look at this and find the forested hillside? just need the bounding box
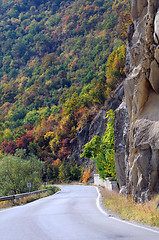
[0,0,131,185]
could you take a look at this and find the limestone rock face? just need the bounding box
[114,101,129,190]
[125,0,159,201]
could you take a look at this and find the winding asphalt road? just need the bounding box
[0,185,159,240]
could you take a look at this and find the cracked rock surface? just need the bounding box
[124,0,159,201]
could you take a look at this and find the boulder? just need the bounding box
[149,60,159,94]
[154,10,159,44]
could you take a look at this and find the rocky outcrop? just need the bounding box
[69,109,107,168]
[69,84,124,170]
[114,101,129,190]
[125,0,159,201]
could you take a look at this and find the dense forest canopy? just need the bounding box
[0,0,131,184]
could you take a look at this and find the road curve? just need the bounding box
[0,185,159,240]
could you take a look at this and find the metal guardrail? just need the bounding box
[0,188,54,204]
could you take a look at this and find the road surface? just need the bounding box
[0,185,159,240]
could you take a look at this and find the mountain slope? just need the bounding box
[0,0,131,182]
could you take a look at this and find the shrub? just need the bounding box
[81,168,91,183]
[58,161,83,183]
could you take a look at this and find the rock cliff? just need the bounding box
[124,0,159,201]
[114,101,129,192]
[69,84,124,171]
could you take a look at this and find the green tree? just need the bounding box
[81,110,116,180]
[23,109,40,125]
[0,149,44,196]
[58,160,83,183]
[2,128,13,141]
[63,92,82,116]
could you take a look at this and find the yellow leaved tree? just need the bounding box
[106,45,126,90]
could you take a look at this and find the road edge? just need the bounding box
[95,186,159,235]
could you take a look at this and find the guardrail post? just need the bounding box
[12,195,15,205]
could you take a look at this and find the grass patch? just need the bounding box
[0,186,60,209]
[100,187,159,227]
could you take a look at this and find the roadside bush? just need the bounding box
[58,161,83,183]
[0,150,44,196]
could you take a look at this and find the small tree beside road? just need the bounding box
[0,149,44,196]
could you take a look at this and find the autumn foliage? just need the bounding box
[0,0,130,183]
[81,168,91,183]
